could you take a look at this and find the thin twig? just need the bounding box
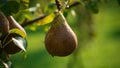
[21,15,47,27]
[55,0,62,11]
[21,1,81,27]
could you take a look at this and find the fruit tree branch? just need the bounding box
[21,1,81,27]
[21,15,47,27]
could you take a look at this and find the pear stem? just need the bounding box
[21,1,81,27]
[55,0,62,11]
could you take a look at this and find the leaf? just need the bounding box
[63,10,69,17]
[13,9,33,23]
[37,13,55,26]
[24,12,35,20]
[85,1,99,13]
[20,0,29,9]
[12,37,27,52]
[28,24,37,31]
[1,1,20,16]
[2,28,26,45]
[9,28,26,38]
[0,0,7,8]
[45,2,56,13]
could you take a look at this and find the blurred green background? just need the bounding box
[11,0,120,68]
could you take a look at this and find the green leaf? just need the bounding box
[0,0,7,8]
[63,10,69,17]
[9,28,26,38]
[2,28,26,45]
[20,0,29,9]
[24,12,35,20]
[37,13,55,26]
[12,37,27,52]
[28,24,37,31]
[44,2,56,13]
[13,9,34,23]
[0,1,20,16]
[85,1,99,13]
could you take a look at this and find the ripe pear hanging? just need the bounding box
[0,12,9,54]
[0,12,9,35]
[45,11,78,57]
[3,16,27,54]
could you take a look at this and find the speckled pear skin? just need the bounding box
[45,11,78,57]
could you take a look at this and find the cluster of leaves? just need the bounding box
[0,0,29,16]
[0,0,119,24]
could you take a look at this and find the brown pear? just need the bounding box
[3,16,27,54]
[0,12,9,54]
[0,12,9,36]
[45,11,78,57]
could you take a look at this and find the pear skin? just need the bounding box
[0,12,9,35]
[45,11,78,57]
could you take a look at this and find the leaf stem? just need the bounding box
[55,0,62,11]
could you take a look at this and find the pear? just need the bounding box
[3,16,27,54]
[0,12,9,37]
[45,11,78,57]
[0,12,9,54]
